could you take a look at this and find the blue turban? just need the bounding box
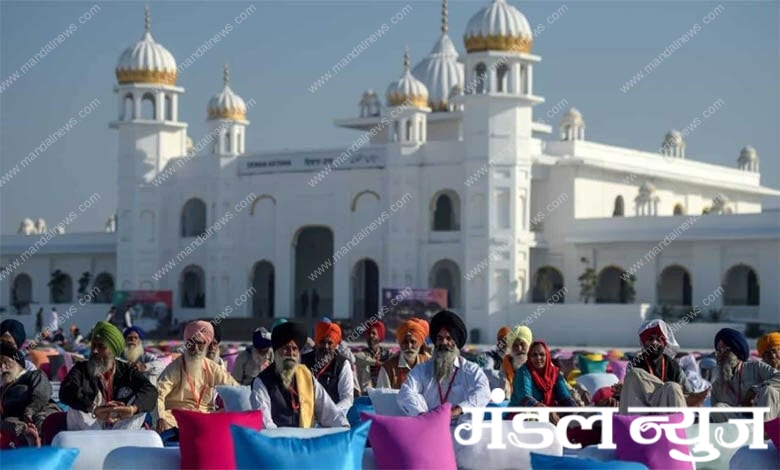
[253,328,272,350]
[0,319,26,349]
[123,326,145,341]
[714,328,749,361]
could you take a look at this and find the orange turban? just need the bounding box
[757,332,780,357]
[497,326,511,342]
[314,321,342,345]
[396,318,429,345]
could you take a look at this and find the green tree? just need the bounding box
[578,268,598,303]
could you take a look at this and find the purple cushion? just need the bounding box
[609,361,629,381]
[360,402,456,470]
[613,414,693,470]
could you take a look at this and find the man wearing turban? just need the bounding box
[232,328,274,386]
[301,321,354,411]
[483,325,534,396]
[250,321,348,428]
[377,318,432,389]
[757,332,780,369]
[354,320,392,391]
[156,321,238,432]
[60,321,157,430]
[120,326,164,386]
[0,319,36,371]
[398,310,490,421]
[203,318,227,371]
[711,328,780,422]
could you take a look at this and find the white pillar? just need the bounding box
[172,93,178,122]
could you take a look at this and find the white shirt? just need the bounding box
[48,310,59,329]
[333,358,355,412]
[249,371,349,429]
[398,356,491,416]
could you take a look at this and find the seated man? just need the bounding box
[711,328,780,422]
[250,321,348,428]
[60,321,157,430]
[619,319,707,413]
[0,319,36,371]
[156,321,238,432]
[232,328,274,386]
[377,318,431,389]
[354,321,392,391]
[302,321,353,412]
[121,326,165,386]
[757,332,780,370]
[398,310,491,422]
[1,343,60,447]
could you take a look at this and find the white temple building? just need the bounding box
[2,1,778,344]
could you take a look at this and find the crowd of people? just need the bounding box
[0,311,778,449]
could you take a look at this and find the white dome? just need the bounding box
[639,182,657,195]
[464,0,533,53]
[739,145,758,161]
[664,129,685,146]
[116,8,177,85]
[207,65,247,121]
[386,48,428,108]
[560,107,585,127]
[412,34,463,112]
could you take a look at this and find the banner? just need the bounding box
[112,290,173,333]
[380,288,448,331]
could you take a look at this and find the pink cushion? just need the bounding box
[609,360,629,381]
[173,409,263,470]
[766,417,780,451]
[613,413,693,470]
[360,402,456,470]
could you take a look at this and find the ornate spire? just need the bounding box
[223,64,230,87]
[442,0,448,33]
[403,46,410,71]
[144,5,151,33]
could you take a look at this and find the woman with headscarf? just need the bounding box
[509,341,578,424]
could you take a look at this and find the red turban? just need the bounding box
[497,326,511,342]
[184,320,214,344]
[314,321,342,345]
[396,318,428,346]
[368,321,386,341]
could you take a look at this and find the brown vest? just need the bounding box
[381,351,431,389]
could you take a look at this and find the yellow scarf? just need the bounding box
[293,364,315,428]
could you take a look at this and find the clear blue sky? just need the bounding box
[1,1,778,234]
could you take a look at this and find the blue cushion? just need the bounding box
[216,385,253,411]
[531,452,649,470]
[231,421,371,470]
[347,402,375,428]
[0,447,80,470]
[354,395,372,406]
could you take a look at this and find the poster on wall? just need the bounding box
[112,291,173,333]
[380,288,448,331]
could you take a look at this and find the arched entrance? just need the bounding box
[723,264,760,306]
[351,259,379,320]
[11,273,32,314]
[657,265,692,305]
[532,267,565,303]
[251,261,275,317]
[596,266,630,303]
[293,227,334,317]
[429,259,461,309]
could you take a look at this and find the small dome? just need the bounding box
[116,7,177,86]
[664,130,685,146]
[639,182,657,195]
[412,33,463,112]
[386,48,429,108]
[207,65,247,121]
[464,0,533,54]
[560,108,585,128]
[739,145,758,161]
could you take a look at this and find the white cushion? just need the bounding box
[367,388,405,416]
[104,447,180,470]
[260,427,348,438]
[575,373,619,396]
[455,420,563,470]
[729,442,778,469]
[216,385,253,411]
[51,430,163,470]
[685,422,741,470]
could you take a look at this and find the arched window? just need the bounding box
[405,120,412,141]
[430,259,461,309]
[431,191,460,231]
[496,64,509,92]
[180,265,206,308]
[613,196,625,217]
[475,63,487,94]
[141,93,155,120]
[49,270,73,303]
[164,94,173,121]
[11,273,33,314]
[251,261,275,317]
[181,198,207,237]
[657,265,692,305]
[393,121,400,142]
[532,267,565,303]
[225,132,232,153]
[596,266,632,304]
[723,264,760,306]
[123,94,134,121]
[673,203,684,215]
[92,272,115,303]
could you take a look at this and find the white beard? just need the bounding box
[88,355,114,378]
[1,366,22,386]
[274,354,298,388]
[402,349,419,365]
[184,349,207,381]
[718,352,740,383]
[511,353,527,370]
[123,344,144,363]
[433,348,459,382]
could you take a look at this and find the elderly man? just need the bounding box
[354,321,392,391]
[121,326,164,386]
[0,343,59,447]
[757,332,780,369]
[377,318,431,389]
[619,320,707,413]
[483,325,532,396]
[711,328,780,422]
[302,321,354,412]
[204,319,227,370]
[0,319,36,371]
[250,321,349,428]
[156,321,238,432]
[232,328,274,386]
[60,321,157,430]
[398,310,491,421]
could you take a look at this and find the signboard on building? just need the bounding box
[238,149,385,176]
[112,290,173,332]
[380,288,448,331]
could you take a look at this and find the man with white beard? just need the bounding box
[711,328,780,422]
[156,321,238,432]
[398,310,491,421]
[250,321,349,428]
[377,318,431,389]
[120,327,164,386]
[60,321,157,430]
[482,325,533,396]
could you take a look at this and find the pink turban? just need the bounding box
[184,320,214,344]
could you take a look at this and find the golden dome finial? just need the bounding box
[144,5,151,33]
[442,0,448,33]
[403,46,410,71]
[223,64,230,86]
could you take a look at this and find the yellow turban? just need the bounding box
[757,332,780,357]
[509,325,533,346]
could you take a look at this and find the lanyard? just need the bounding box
[288,386,300,414]
[182,360,210,409]
[438,367,460,405]
[317,359,333,380]
[100,371,114,403]
[645,357,666,382]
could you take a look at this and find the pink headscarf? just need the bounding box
[184,320,214,344]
